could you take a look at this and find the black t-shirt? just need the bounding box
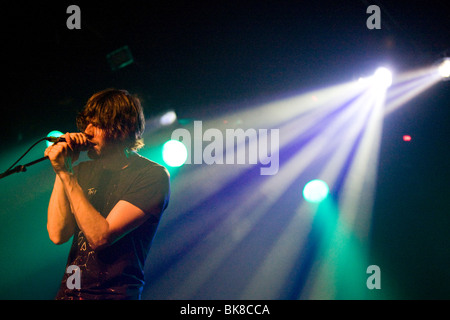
[55,154,170,300]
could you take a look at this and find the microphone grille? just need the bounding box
[45,136,64,143]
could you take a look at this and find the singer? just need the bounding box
[45,88,170,300]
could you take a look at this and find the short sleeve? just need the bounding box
[121,164,170,222]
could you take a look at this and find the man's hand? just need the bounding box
[44,132,90,173]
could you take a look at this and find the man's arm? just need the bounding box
[45,133,162,250]
[47,175,77,245]
[46,132,83,245]
[56,170,151,251]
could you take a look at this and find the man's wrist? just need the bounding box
[57,170,75,183]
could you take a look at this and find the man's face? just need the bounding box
[84,123,109,159]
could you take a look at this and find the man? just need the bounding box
[45,88,170,300]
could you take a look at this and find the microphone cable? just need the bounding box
[4,137,48,173]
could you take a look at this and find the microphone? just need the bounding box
[45,136,94,150]
[45,136,65,143]
[1,135,93,179]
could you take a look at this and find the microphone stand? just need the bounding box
[1,136,91,180]
[0,156,48,180]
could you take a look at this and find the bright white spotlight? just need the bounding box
[302,179,329,203]
[438,58,450,79]
[373,67,393,88]
[160,110,177,126]
[162,140,188,167]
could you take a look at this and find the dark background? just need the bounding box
[1,0,449,299]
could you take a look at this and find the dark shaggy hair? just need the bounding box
[76,88,145,151]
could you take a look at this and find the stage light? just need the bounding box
[438,58,450,79]
[373,67,393,88]
[403,135,412,142]
[302,179,329,203]
[141,62,446,300]
[162,139,188,167]
[159,110,177,126]
[106,45,134,71]
[46,130,64,147]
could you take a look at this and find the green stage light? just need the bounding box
[46,130,64,147]
[162,140,188,167]
[302,179,329,203]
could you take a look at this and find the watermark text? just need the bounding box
[171,121,279,175]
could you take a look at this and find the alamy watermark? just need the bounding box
[366,5,381,30]
[366,265,381,289]
[66,265,81,290]
[66,5,81,30]
[67,5,382,31]
[171,121,279,176]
